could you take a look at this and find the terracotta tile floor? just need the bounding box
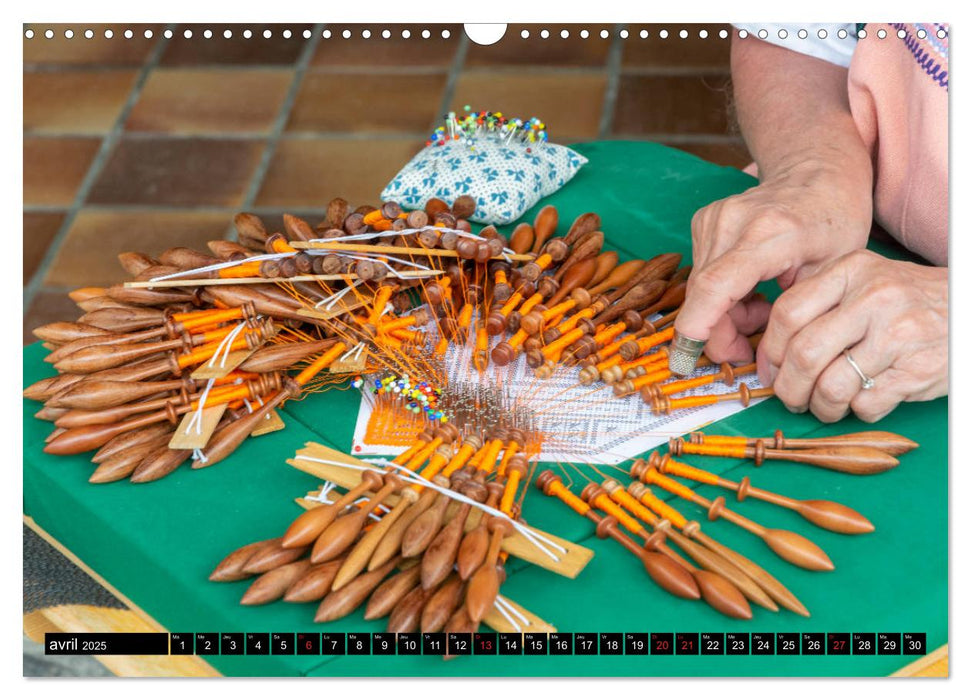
[22,22,751,345]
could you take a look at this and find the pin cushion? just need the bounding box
[381,108,587,225]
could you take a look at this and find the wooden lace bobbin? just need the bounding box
[645,362,756,402]
[310,472,403,565]
[599,348,669,386]
[403,423,460,472]
[281,470,385,548]
[237,339,338,374]
[608,321,672,363]
[47,376,197,411]
[528,205,559,255]
[496,429,527,478]
[419,573,466,633]
[613,356,711,399]
[690,429,919,457]
[315,556,402,623]
[241,537,309,576]
[670,435,899,476]
[541,294,608,345]
[421,477,489,590]
[499,454,529,516]
[33,321,113,345]
[91,422,173,463]
[189,339,348,469]
[581,483,751,620]
[519,287,593,338]
[625,479,809,618]
[366,452,452,571]
[129,445,192,483]
[534,470,699,600]
[400,475,463,560]
[364,560,423,620]
[43,374,281,456]
[562,212,602,247]
[607,252,682,304]
[283,557,347,603]
[485,286,529,336]
[393,431,433,467]
[657,455,874,535]
[586,250,620,290]
[579,326,667,386]
[545,256,599,308]
[88,433,173,484]
[465,516,515,623]
[54,371,274,429]
[601,479,777,613]
[650,383,775,415]
[209,537,276,582]
[457,482,503,580]
[531,327,586,377]
[584,259,646,297]
[387,580,436,634]
[554,232,603,284]
[240,559,313,606]
[638,455,834,571]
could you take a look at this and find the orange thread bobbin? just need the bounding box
[368,286,395,324]
[582,485,647,537]
[674,439,748,460]
[393,432,430,466]
[499,455,528,515]
[294,342,348,386]
[650,362,750,399]
[538,472,590,516]
[656,456,721,485]
[603,480,661,527]
[542,327,585,361]
[443,436,482,477]
[218,261,263,279]
[496,429,525,477]
[689,433,748,447]
[626,482,688,529]
[621,326,675,360]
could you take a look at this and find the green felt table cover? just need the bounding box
[23,141,947,677]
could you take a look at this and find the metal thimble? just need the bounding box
[668,331,706,376]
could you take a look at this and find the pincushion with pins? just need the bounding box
[381,108,587,225]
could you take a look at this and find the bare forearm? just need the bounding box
[731,35,872,184]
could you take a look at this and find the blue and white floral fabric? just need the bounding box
[381,139,587,225]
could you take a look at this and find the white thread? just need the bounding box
[192,447,209,464]
[307,481,338,504]
[496,595,530,627]
[185,378,217,435]
[148,252,295,282]
[206,320,248,368]
[493,597,522,632]
[340,342,365,362]
[315,279,362,309]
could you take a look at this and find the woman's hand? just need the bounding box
[674,34,875,365]
[678,153,874,364]
[757,250,948,422]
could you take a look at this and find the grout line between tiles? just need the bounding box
[229,24,324,240]
[23,25,175,316]
[598,23,625,139]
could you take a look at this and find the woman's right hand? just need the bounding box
[677,151,874,364]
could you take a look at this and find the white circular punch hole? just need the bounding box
[465,24,506,46]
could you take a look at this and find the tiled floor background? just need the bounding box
[23,23,750,344]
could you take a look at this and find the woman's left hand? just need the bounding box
[757,249,948,422]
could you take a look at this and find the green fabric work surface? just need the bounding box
[22,141,947,676]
